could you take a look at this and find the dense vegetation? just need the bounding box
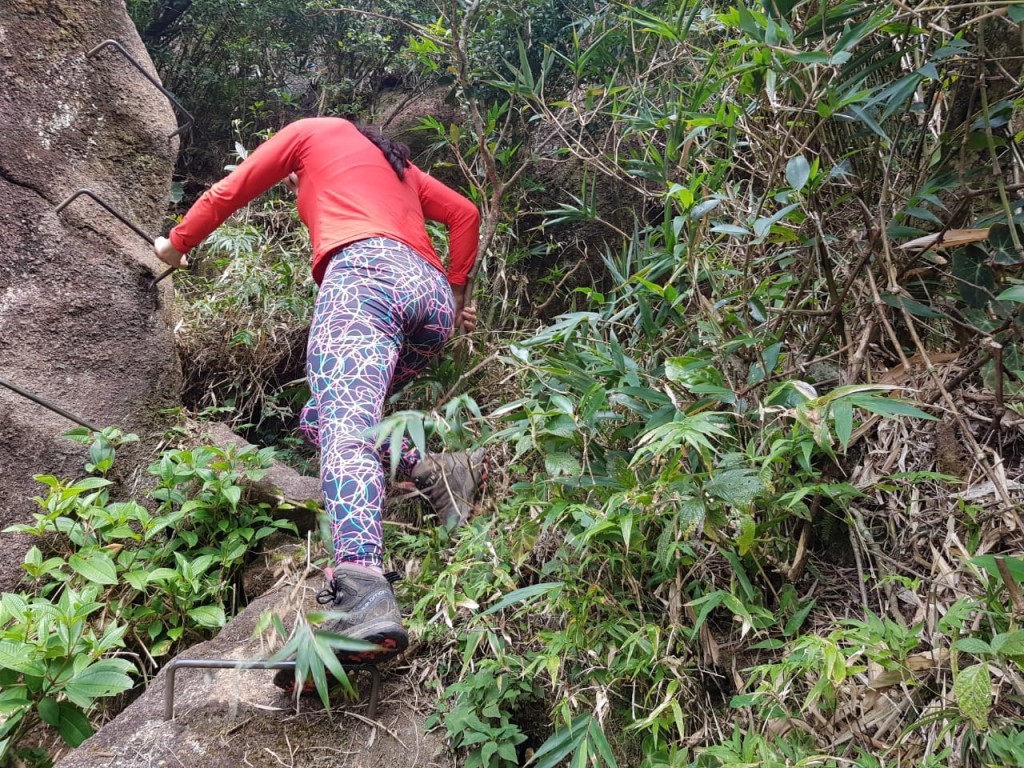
[3,1,1024,766]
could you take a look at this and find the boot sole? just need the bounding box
[272,622,408,694]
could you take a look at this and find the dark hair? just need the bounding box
[356,124,411,180]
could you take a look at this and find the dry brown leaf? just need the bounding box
[867,648,950,690]
[898,228,991,253]
[878,351,961,385]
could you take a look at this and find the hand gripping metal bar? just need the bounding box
[55,189,177,287]
[86,39,194,139]
[163,659,381,720]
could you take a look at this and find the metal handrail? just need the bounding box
[163,659,382,720]
[86,39,194,138]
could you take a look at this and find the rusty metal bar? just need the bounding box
[163,659,381,721]
[86,39,194,138]
[0,377,101,432]
[150,264,176,288]
[56,188,155,245]
[55,189,180,287]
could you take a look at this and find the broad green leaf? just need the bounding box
[0,687,30,716]
[124,570,148,591]
[952,244,996,308]
[786,155,811,192]
[953,637,992,655]
[545,453,581,478]
[222,484,242,508]
[702,469,764,507]
[736,514,756,556]
[70,477,113,492]
[987,223,1024,265]
[64,659,134,707]
[971,555,1024,584]
[954,663,991,730]
[36,697,60,727]
[990,630,1024,656]
[0,641,46,676]
[55,702,93,747]
[187,606,226,628]
[996,284,1024,303]
[1,593,28,623]
[68,552,117,585]
[587,717,619,767]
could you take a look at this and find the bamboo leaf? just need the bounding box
[479,582,562,617]
[786,155,811,192]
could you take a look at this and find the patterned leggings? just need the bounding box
[301,238,455,568]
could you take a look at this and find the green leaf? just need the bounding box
[498,742,519,762]
[0,642,45,676]
[36,697,59,726]
[55,702,93,747]
[530,714,590,768]
[832,399,853,448]
[222,484,242,507]
[849,394,937,421]
[990,630,1024,656]
[545,453,581,478]
[952,244,996,308]
[954,637,992,655]
[881,293,945,318]
[996,284,1024,303]
[1010,4,1024,23]
[711,223,752,236]
[0,688,30,718]
[736,514,756,556]
[70,477,113,491]
[971,555,1024,584]
[702,469,764,506]
[987,222,1024,265]
[786,155,811,192]
[68,552,118,585]
[479,582,562,617]
[955,663,991,730]
[64,659,134,707]
[187,606,226,629]
[587,718,619,768]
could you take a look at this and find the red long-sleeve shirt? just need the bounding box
[169,117,480,285]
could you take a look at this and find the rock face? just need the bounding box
[54,579,452,768]
[0,1,180,591]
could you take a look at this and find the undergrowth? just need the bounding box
[99,0,1024,766]
[0,429,295,765]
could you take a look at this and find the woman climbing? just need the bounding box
[154,117,486,682]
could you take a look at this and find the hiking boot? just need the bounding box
[409,449,487,529]
[273,565,407,692]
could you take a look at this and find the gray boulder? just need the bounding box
[55,580,452,768]
[0,1,179,591]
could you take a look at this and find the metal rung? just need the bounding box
[55,188,178,287]
[56,188,155,245]
[0,376,100,431]
[86,39,194,139]
[163,659,382,721]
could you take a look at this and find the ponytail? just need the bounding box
[356,123,411,180]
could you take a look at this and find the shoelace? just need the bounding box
[315,569,402,605]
